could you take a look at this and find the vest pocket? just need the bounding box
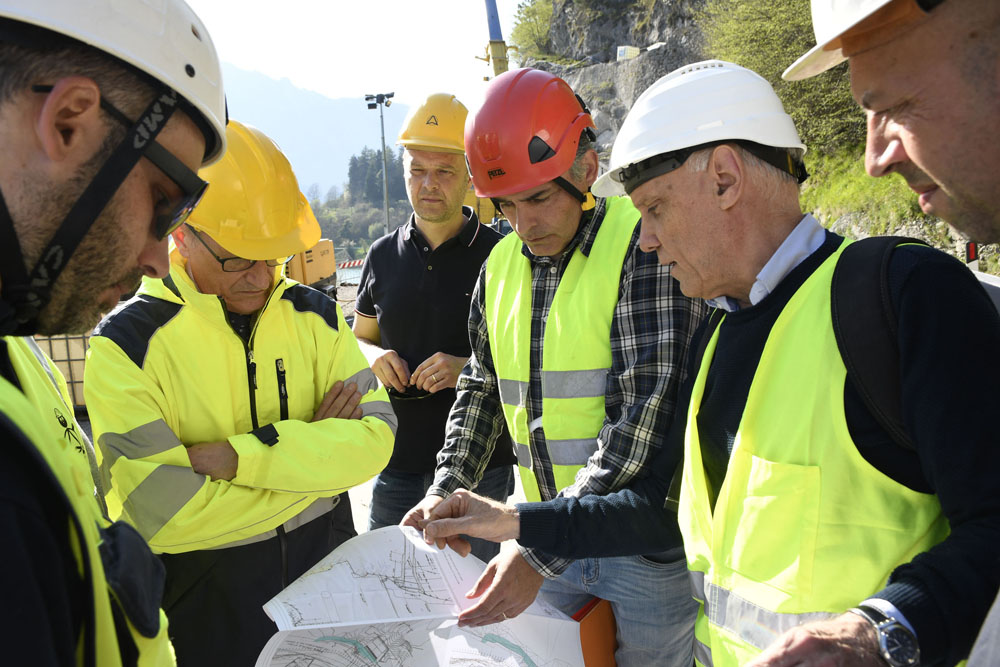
[719,451,820,598]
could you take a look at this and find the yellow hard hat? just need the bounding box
[397,93,468,154]
[188,120,321,260]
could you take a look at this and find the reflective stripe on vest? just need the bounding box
[676,239,948,667]
[484,197,638,501]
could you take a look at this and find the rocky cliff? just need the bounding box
[521,0,705,156]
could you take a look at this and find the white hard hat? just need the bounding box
[592,61,805,198]
[0,0,227,164]
[783,0,896,80]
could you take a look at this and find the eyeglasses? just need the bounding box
[187,226,293,273]
[32,85,209,241]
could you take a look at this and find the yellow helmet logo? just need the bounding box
[397,93,467,154]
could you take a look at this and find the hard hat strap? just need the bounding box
[552,176,597,212]
[740,142,809,184]
[0,190,30,334]
[619,140,808,195]
[0,87,178,334]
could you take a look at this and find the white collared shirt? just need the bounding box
[707,213,827,312]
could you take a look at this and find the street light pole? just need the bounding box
[365,92,394,236]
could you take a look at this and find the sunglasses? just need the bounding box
[387,385,432,401]
[186,226,293,273]
[32,85,208,240]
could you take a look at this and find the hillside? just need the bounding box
[514,0,997,274]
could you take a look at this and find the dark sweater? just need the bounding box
[517,232,1000,666]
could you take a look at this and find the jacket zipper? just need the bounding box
[276,359,288,421]
[246,348,258,428]
[221,308,259,430]
[221,286,286,582]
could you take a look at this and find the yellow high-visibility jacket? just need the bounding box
[1,335,175,665]
[85,253,395,553]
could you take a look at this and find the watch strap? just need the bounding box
[851,604,892,626]
[849,604,920,667]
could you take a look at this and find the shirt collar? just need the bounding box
[403,205,480,248]
[706,213,826,312]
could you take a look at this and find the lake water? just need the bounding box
[338,266,362,285]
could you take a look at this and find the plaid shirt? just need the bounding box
[429,197,709,576]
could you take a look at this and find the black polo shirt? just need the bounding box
[355,207,516,473]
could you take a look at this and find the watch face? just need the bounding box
[884,625,919,665]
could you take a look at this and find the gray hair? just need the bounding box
[686,143,803,199]
[567,130,595,181]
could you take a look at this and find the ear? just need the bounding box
[709,145,743,211]
[579,149,600,188]
[173,226,192,258]
[34,76,104,163]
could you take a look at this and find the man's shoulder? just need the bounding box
[366,227,406,260]
[278,282,341,331]
[468,223,509,260]
[885,240,989,306]
[474,223,505,246]
[91,294,184,369]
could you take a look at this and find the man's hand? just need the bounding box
[419,489,521,556]
[457,541,544,627]
[187,441,238,481]
[401,495,445,543]
[411,352,468,393]
[370,349,411,393]
[745,613,884,666]
[311,381,363,422]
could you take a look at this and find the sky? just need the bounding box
[185,0,522,113]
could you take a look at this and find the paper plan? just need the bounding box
[256,617,584,667]
[256,526,586,667]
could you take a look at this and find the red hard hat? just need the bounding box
[466,68,596,198]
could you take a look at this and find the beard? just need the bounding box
[21,133,146,335]
[34,194,145,335]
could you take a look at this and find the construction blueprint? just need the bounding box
[256,526,585,666]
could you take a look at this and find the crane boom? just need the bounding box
[483,0,509,76]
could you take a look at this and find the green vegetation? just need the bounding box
[800,146,926,235]
[698,0,864,154]
[510,0,554,61]
[307,147,410,258]
[634,0,658,33]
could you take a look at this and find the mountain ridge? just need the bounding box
[221,63,409,197]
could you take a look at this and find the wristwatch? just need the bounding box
[849,604,921,667]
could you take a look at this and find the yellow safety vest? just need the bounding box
[484,197,637,501]
[677,239,948,667]
[1,336,174,665]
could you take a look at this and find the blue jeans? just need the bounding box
[540,552,697,667]
[368,465,516,563]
